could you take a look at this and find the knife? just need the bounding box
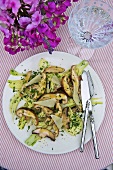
[87,71,99,159]
[80,71,90,152]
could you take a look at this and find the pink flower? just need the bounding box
[8,0,21,15]
[23,0,39,6]
[5,46,20,55]
[45,30,56,40]
[26,23,37,31]
[60,15,69,25]
[32,11,42,26]
[44,2,56,13]
[38,23,49,33]
[18,17,31,28]
[49,37,61,48]
[0,0,9,10]
[23,0,40,13]
[44,2,56,17]
[63,0,71,7]
[0,9,14,26]
[55,4,66,15]
[0,0,79,55]
[52,17,60,29]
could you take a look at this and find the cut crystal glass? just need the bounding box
[68,0,113,49]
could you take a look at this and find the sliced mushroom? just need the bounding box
[56,93,68,104]
[62,107,70,129]
[45,117,51,123]
[32,128,55,141]
[55,102,62,117]
[45,117,54,125]
[71,65,79,92]
[71,65,80,105]
[41,107,53,115]
[39,93,67,104]
[24,71,32,82]
[61,76,72,97]
[72,105,83,113]
[16,107,38,125]
[62,107,68,116]
[53,124,59,137]
[49,119,54,125]
[44,66,65,73]
[33,73,46,100]
[62,114,70,129]
[34,104,53,115]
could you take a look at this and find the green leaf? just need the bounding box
[25,134,41,146]
[10,69,26,76]
[75,60,89,76]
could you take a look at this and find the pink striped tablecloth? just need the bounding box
[0,1,113,170]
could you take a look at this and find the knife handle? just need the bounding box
[80,108,89,152]
[90,114,99,159]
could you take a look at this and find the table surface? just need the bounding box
[0,1,113,170]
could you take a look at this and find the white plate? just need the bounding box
[2,51,105,154]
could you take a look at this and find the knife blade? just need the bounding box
[80,71,90,152]
[87,71,99,159]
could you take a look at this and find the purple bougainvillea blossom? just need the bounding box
[23,0,40,13]
[38,23,49,33]
[48,20,54,28]
[55,4,66,15]
[36,34,43,44]
[18,17,31,28]
[0,0,9,10]
[44,2,56,13]
[4,36,12,45]
[52,17,60,29]
[0,9,14,26]
[44,2,56,17]
[45,30,56,40]
[63,0,71,7]
[0,0,79,55]
[26,23,37,31]
[60,15,69,25]
[32,11,42,26]
[23,0,39,6]
[8,0,21,15]
[5,46,20,55]
[20,38,29,46]
[6,15,14,25]
[49,37,61,48]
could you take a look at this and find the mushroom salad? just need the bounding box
[8,58,102,146]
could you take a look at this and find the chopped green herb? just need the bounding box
[27,126,30,132]
[13,87,15,92]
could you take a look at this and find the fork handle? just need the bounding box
[90,114,99,159]
[80,108,89,152]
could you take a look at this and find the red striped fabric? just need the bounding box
[0,0,113,170]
